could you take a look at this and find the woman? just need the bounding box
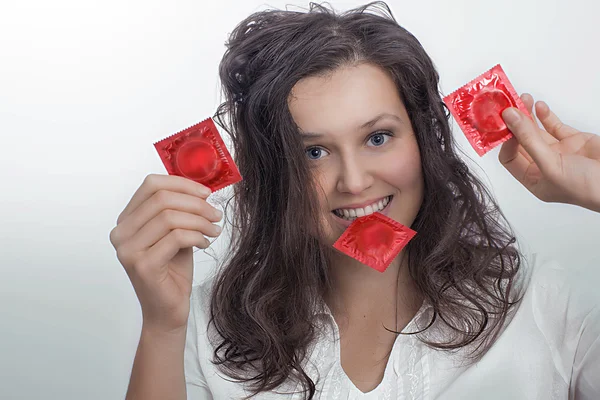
[109,2,600,399]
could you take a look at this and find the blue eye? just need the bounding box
[306,147,329,160]
[368,132,392,147]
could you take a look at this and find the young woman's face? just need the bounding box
[288,63,425,245]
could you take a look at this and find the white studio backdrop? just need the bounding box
[1,0,599,399]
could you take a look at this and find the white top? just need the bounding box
[184,254,600,399]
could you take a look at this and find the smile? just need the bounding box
[332,195,392,221]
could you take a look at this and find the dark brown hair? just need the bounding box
[209,2,523,398]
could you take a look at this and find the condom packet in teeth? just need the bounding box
[154,117,242,192]
[333,212,417,273]
[443,64,531,156]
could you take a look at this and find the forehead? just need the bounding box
[287,63,408,132]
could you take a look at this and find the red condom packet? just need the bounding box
[333,212,417,273]
[153,117,242,192]
[443,64,530,156]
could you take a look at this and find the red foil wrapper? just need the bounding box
[333,212,417,273]
[443,64,530,156]
[154,118,242,192]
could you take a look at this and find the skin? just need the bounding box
[288,62,426,393]
[500,94,600,213]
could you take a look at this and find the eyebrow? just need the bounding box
[299,112,405,138]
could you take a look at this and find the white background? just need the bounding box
[1,0,599,399]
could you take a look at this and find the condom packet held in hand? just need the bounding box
[443,64,530,156]
[154,117,242,192]
[333,212,417,273]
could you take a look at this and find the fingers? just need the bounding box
[498,136,519,172]
[142,229,209,274]
[499,137,533,183]
[498,92,539,168]
[111,190,222,247]
[520,93,539,128]
[129,209,222,253]
[501,107,561,177]
[535,101,579,140]
[521,93,561,145]
[117,174,211,225]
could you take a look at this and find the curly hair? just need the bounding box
[208,2,524,398]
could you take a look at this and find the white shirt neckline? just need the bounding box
[320,299,432,396]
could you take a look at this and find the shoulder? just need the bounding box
[523,253,599,321]
[520,254,600,397]
[517,253,600,355]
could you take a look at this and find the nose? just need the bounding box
[336,153,373,195]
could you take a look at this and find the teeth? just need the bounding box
[333,196,392,221]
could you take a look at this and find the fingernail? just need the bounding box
[502,108,521,126]
[214,225,222,234]
[199,186,211,196]
[214,209,223,219]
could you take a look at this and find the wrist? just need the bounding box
[580,183,600,213]
[592,198,600,214]
[142,322,187,341]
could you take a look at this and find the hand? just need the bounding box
[109,174,223,332]
[499,93,600,213]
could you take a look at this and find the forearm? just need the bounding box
[125,325,187,400]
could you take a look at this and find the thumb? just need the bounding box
[502,107,557,172]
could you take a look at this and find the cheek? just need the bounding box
[381,141,424,192]
[310,168,330,205]
[308,168,340,242]
[309,169,333,218]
